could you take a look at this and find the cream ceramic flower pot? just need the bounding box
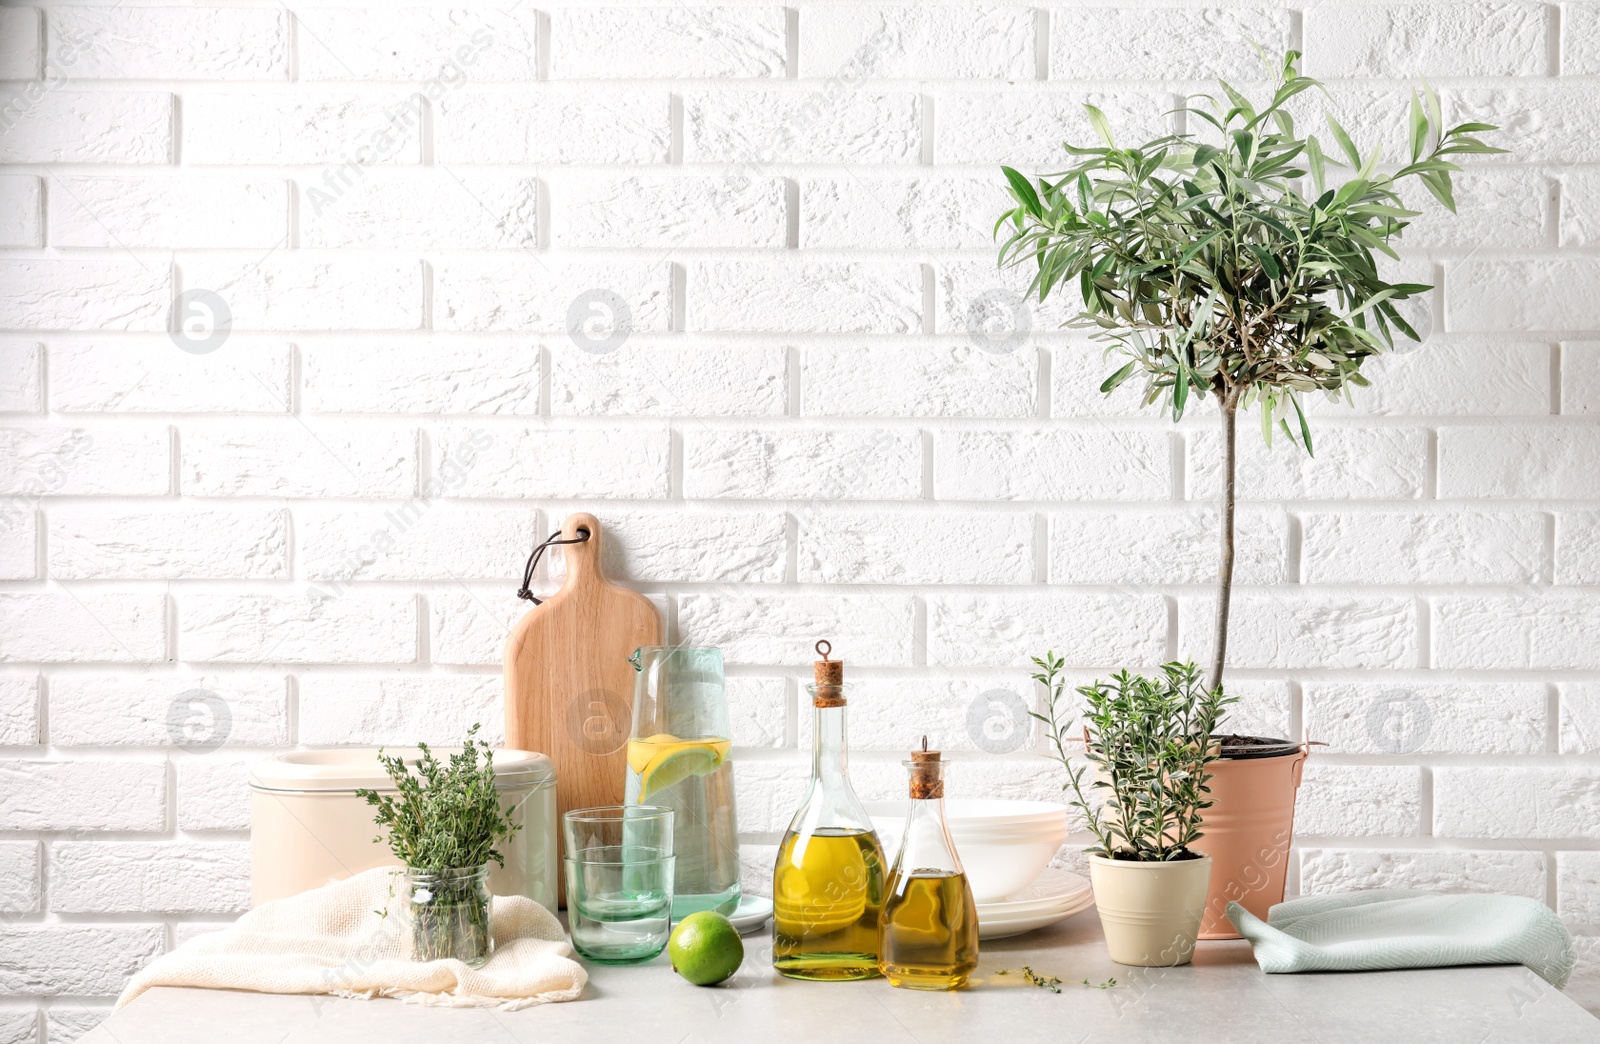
[1088,853,1212,967]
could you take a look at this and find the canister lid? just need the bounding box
[249,747,556,792]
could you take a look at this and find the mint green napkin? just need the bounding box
[1228,890,1575,987]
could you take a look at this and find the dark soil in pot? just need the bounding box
[1211,734,1301,760]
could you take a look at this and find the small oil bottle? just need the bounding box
[772,641,887,981]
[878,738,979,990]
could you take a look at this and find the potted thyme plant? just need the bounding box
[1034,654,1232,966]
[359,725,520,967]
[999,50,1502,938]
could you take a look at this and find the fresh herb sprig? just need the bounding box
[358,723,521,871]
[997,966,1062,992]
[997,966,1118,991]
[1032,653,1233,862]
[359,725,520,963]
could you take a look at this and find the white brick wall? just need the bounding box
[0,92,172,164]
[52,8,290,80]
[1052,7,1293,79]
[51,342,293,413]
[801,6,1034,80]
[552,174,786,249]
[0,177,41,248]
[1300,847,1547,898]
[553,7,786,80]
[1301,3,1549,77]
[2,0,1599,1026]
[0,9,39,81]
[927,592,1168,666]
[49,842,251,914]
[0,260,169,331]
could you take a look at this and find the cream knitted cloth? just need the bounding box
[116,868,587,1011]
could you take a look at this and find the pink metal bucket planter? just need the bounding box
[1195,735,1310,941]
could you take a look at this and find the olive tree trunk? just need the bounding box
[1210,390,1239,694]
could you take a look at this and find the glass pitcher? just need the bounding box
[626,645,740,917]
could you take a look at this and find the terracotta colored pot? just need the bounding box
[1087,853,1212,967]
[1193,737,1309,940]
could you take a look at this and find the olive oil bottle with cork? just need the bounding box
[878,738,979,990]
[772,641,887,980]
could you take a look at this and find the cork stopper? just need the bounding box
[907,736,944,799]
[811,639,845,708]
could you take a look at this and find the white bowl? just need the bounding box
[866,799,1068,832]
[944,821,1066,841]
[945,799,1070,828]
[867,799,1069,902]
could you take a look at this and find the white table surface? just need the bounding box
[85,909,1600,1044]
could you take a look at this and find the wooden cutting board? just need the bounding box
[503,513,662,900]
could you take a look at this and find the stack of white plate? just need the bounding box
[974,868,1093,939]
[867,798,1091,939]
[867,798,1070,902]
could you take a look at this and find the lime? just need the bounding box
[668,911,744,986]
[640,747,720,800]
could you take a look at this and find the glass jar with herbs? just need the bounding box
[358,725,521,967]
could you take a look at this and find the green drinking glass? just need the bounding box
[563,805,675,964]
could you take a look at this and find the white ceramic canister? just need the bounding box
[249,748,557,913]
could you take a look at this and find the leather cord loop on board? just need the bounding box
[516,526,591,604]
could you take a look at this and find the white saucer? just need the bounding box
[978,868,1091,914]
[978,891,1094,939]
[729,895,773,935]
[975,868,1094,940]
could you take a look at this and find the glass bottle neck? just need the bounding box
[787,701,875,836]
[811,703,848,783]
[898,794,963,874]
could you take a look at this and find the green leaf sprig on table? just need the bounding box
[358,723,520,872]
[996,966,1119,991]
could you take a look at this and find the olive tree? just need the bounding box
[996,50,1502,690]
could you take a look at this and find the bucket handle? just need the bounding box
[1293,727,1328,789]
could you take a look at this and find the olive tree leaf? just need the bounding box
[1324,112,1363,168]
[1085,103,1115,147]
[1306,134,1327,193]
[1408,90,1427,163]
[1002,165,1043,218]
[1100,359,1137,393]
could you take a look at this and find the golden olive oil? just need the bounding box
[772,827,886,980]
[879,869,980,990]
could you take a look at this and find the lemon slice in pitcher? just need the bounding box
[627,733,677,775]
[628,734,731,800]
